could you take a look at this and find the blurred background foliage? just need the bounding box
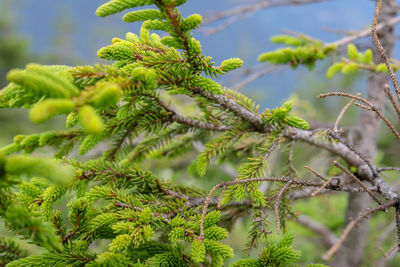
[1,0,400,266]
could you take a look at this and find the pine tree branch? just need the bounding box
[322,199,399,260]
[275,179,294,234]
[190,85,398,201]
[378,166,400,172]
[149,93,231,131]
[190,87,265,131]
[333,160,383,205]
[196,175,386,239]
[372,0,400,102]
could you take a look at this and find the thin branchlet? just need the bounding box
[384,83,400,121]
[274,179,294,234]
[322,199,399,260]
[333,94,358,132]
[305,165,328,182]
[333,160,383,205]
[320,92,400,142]
[372,0,400,102]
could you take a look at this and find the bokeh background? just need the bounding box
[1,0,400,266]
[1,0,384,104]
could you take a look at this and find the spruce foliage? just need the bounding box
[0,0,331,266]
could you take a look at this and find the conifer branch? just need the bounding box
[378,166,400,172]
[322,199,399,260]
[274,179,294,234]
[155,97,231,131]
[384,83,400,120]
[333,95,357,133]
[319,92,400,141]
[333,160,383,205]
[305,165,328,182]
[190,87,266,131]
[380,242,400,258]
[372,0,400,102]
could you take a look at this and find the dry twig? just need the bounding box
[384,83,400,120]
[305,165,328,181]
[372,0,400,102]
[322,199,398,260]
[333,160,382,205]
[274,179,294,234]
[333,94,359,132]
[319,92,400,141]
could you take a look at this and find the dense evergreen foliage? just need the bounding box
[1,0,400,266]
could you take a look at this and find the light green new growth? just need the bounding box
[0,0,326,266]
[258,34,337,70]
[326,44,399,79]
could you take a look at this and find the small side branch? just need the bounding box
[384,83,400,121]
[197,176,381,239]
[311,177,339,197]
[322,199,398,260]
[319,92,400,141]
[378,166,400,172]
[275,179,294,234]
[305,165,328,181]
[151,94,232,131]
[333,95,358,132]
[333,160,383,205]
[396,205,400,252]
[372,0,400,102]
[380,242,400,258]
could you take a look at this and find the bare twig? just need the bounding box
[322,199,398,260]
[384,83,400,120]
[190,86,266,131]
[275,179,294,234]
[311,177,338,197]
[378,166,400,172]
[333,95,358,132]
[319,92,373,106]
[396,205,400,252]
[305,165,328,182]
[288,139,296,178]
[63,210,82,243]
[372,0,400,102]
[319,92,400,141]
[380,242,400,258]
[333,160,383,205]
[154,96,232,131]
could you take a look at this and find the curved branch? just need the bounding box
[322,199,399,260]
[190,86,398,200]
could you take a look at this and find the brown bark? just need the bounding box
[332,1,397,266]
